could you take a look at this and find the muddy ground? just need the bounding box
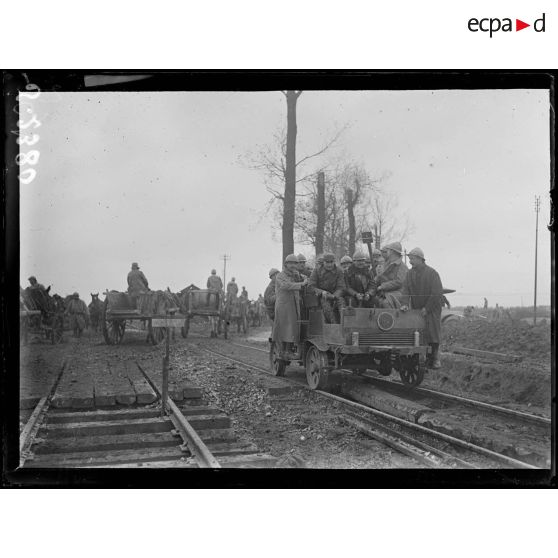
[17,317,552,468]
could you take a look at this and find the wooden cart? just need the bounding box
[102,290,184,345]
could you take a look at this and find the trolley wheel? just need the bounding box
[181,316,190,338]
[149,323,167,345]
[378,354,393,376]
[305,345,329,390]
[399,356,425,387]
[269,341,287,377]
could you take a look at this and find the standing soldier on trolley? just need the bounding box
[272,255,306,358]
[400,247,444,369]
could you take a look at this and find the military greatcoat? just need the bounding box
[272,268,304,343]
[401,263,443,344]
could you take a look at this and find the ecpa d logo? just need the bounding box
[468,13,545,37]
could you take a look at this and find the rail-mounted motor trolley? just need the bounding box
[180,288,226,339]
[102,290,183,345]
[269,291,429,390]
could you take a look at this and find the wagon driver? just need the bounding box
[127,262,149,307]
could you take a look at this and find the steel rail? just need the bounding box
[344,409,478,469]
[136,363,221,468]
[361,374,551,427]
[317,390,539,469]
[197,345,539,469]
[19,361,66,467]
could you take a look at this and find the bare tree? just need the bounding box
[282,90,302,259]
[241,94,346,257]
[293,163,412,258]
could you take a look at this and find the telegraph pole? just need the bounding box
[221,254,230,292]
[533,196,540,325]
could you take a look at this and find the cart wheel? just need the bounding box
[399,356,425,387]
[104,319,126,345]
[269,341,287,377]
[181,316,190,338]
[102,299,126,344]
[149,323,166,345]
[305,345,329,390]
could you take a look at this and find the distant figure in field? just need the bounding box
[483,297,488,309]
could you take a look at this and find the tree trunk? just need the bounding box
[315,171,325,256]
[282,90,300,260]
[347,188,356,256]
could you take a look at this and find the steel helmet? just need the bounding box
[352,250,366,261]
[322,252,335,262]
[372,247,381,256]
[28,276,36,282]
[297,253,307,263]
[269,268,280,278]
[408,247,425,260]
[384,241,403,255]
[73,292,79,298]
[340,255,353,264]
[285,253,299,263]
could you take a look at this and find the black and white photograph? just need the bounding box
[4,71,554,483]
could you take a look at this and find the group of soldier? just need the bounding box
[264,244,444,369]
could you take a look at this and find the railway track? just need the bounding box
[197,340,546,469]
[19,360,276,469]
[226,339,550,427]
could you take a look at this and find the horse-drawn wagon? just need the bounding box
[20,287,64,345]
[102,290,183,345]
[224,296,249,334]
[180,288,227,339]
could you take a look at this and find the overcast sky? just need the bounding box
[20,88,551,307]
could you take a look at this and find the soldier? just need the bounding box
[345,251,375,308]
[206,269,223,308]
[400,247,443,369]
[340,255,352,273]
[297,254,312,277]
[308,252,346,324]
[240,286,249,300]
[226,277,239,299]
[272,255,307,357]
[66,292,90,338]
[264,268,280,321]
[127,262,149,296]
[374,241,408,308]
